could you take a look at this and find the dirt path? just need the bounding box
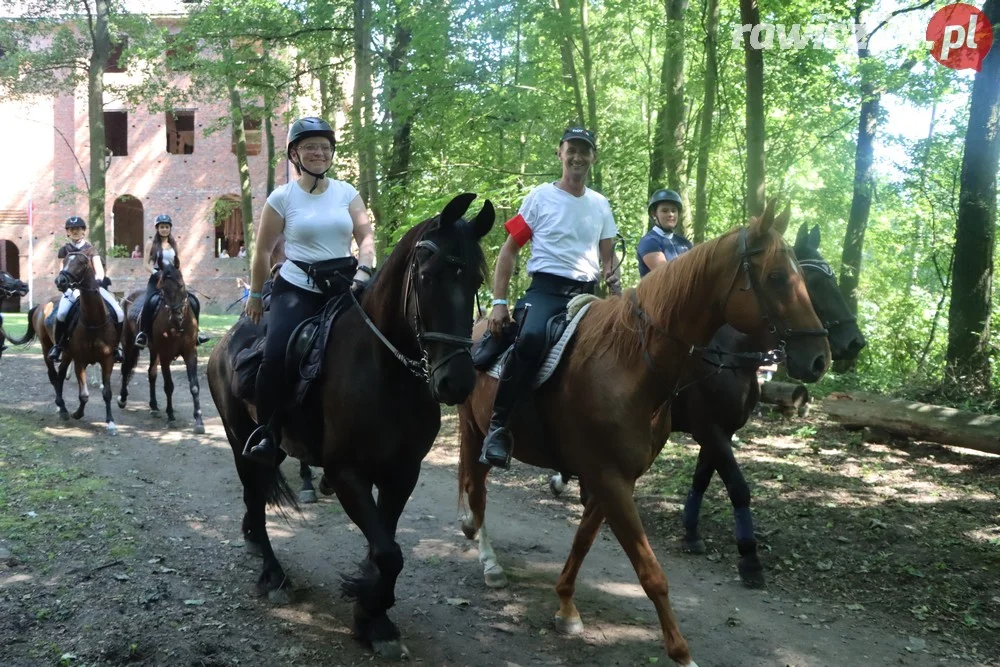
[0,346,989,666]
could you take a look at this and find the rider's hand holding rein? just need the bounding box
[600,237,621,296]
[487,235,519,336]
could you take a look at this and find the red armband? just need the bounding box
[504,213,532,247]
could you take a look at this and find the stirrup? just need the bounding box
[48,345,62,362]
[479,426,513,470]
[196,332,210,345]
[242,425,278,466]
[134,332,148,349]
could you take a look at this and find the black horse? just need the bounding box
[550,222,866,588]
[207,193,493,659]
[0,272,29,360]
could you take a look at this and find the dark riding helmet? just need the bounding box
[155,214,173,227]
[647,189,683,216]
[65,215,87,230]
[286,117,336,160]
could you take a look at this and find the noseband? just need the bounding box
[797,258,857,330]
[57,252,99,292]
[352,231,474,383]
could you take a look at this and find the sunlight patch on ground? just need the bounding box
[0,573,34,587]
[966,526,1000,546]
[592,579,650,600]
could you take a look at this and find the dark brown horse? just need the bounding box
[7,252,120,433]
[208,193,493,659]
[0,271,29,360]
[456,203,831,667]
[118,263,204,433]
[549,221,867,588]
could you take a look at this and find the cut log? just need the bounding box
[823,392,1000,455]
[760,381,809,409]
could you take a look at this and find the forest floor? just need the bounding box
[0,326,997,666]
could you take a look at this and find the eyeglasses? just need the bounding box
[297,144,333,155]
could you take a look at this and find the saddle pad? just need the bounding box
[486,301,594,388]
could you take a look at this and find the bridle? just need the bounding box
[797,258,857,330]
[56,251,113,330]
[157,269,190,332]
[351,224,475,383]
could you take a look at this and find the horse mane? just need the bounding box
[573,225,787,366]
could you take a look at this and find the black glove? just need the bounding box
[101,276,112,289]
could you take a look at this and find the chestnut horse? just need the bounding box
[118,264,204,433]
[7,252,120,433]
[207,193,493,659]
[549,221,867,588]
[456,203,830,666]
[0,272,29,360]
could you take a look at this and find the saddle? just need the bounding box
[46,300,81,338]
[472,294,597,388]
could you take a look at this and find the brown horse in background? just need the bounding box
[0,271,29,360]
[7,252,120,433]
[456,203,831,667]
[118,263,204,434]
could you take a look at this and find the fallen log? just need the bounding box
[822,391,1000,455]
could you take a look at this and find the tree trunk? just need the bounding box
[86,0,112,257]
[693,0,718,244]
[227,80,255,260]
[554,0,586,126]
[353,0,382,253]
[823,392,1000,455]
[760,380,809,410]
[739,0,765,216]
[906,102,936,297]
[577,0,601,191]
[946,0,999,389]
[264,93,276,195]
[380,21,414,261]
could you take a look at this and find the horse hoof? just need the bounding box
[59,412,69,421]
[193,423,205,435]
[244,538,263,558]
[117,399,126,409]
[484,568,508,589]
[299,489,318,504]
[681,538,706,555]
[107,422,118,436]
[549,474,566,496]
[372,640,409,661]
[460,517,478,540]
[267,587,291,604]
[739,559,766,589]
[553,614,584,635]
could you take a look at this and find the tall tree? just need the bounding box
[554,0,586,127]
[692,0,718,243]
[946,0,999,389]
[381,15,414,255]
[739,0,765,216]
[577,0,602,190]
[649,0,687,214]
[352,0,383,257]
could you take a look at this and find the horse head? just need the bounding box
[157,264,189,332]
[722,199,831,382]
[0,271,28,298]
[793,223,866,362]
[55,251,96,292]
[398,193,494,405]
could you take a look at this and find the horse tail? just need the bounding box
[263,465,300,515]
[5,305,38,346]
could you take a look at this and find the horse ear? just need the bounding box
[748,200,772,238]
[440,193,477,228]
[471,199,495,239]
[795,222,809,250]
[774,204,791,235]
[808,224,821,250]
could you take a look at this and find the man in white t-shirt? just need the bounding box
[480,127,621,470]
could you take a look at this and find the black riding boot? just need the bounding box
[135,297,154,349]
[48,318,69,362]
[189,294,210,345]
[479,356,528,470]
[113,320,124,362]
[243,420,281,466]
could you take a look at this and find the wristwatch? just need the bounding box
[357,264,373,277]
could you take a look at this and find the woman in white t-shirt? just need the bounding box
[243,117,375,465]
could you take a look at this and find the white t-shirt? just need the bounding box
[267,179,359,292]
[520,182,617,282]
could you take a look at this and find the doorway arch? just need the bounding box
[0,239,21,312]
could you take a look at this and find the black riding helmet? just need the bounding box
[647,189,683,216]
[154,214,173,227]
[65,216,87,230]
[287,117,336,193]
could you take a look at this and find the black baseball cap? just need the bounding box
[560,127,596,150]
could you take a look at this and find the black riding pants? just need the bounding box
[490,273,596,425]
[140,272,203,333]
[255,275,327,428]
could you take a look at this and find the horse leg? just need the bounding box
[553,496,606,635]
[298,461,317,504]
[118,336,140,408]
[183,350,204,434]
[234,450,291,600]
[162,357,175,422]
[47,355,70,421]
[680,445,715,555]
[458,410,507,588]
[714,437,763,588]
[147,351,159,412]
[332,466,409,660]
[593,473,696,667]
[71,360,90,420]
[100,356,117,435]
